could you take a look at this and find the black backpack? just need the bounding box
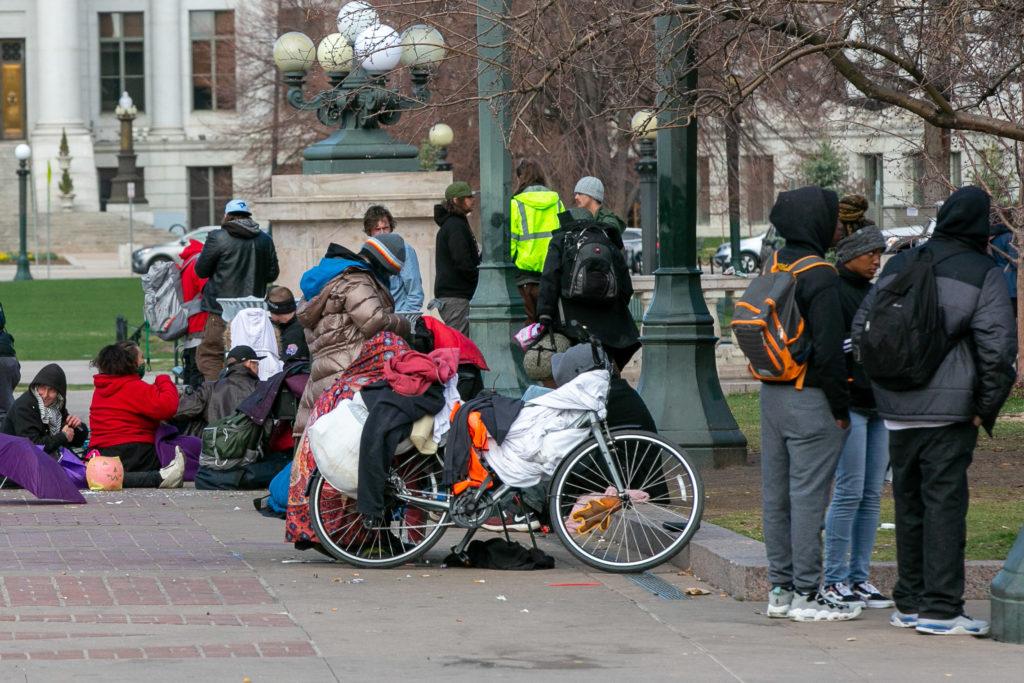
[561,221,619,303]
[859,248,955,391]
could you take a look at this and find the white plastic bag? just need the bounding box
[307,395,368,497]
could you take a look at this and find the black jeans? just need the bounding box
[99,442,163,488]
[889,422,977,619]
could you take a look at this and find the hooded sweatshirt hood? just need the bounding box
[222,217,261,239]
[434,203,466,227]
[179,238,204,261]
[30,363,67,399]
[934,186,991,251]
[769,186,840,257]
[299,243,369,301]
[512,187,561,211]
[92,373,141,399]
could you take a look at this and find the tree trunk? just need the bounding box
[922,122,951,205]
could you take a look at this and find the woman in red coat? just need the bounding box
[178,239,209,388]
[89,341,184,488]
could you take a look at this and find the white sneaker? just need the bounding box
[916,614,989,636]
[766,585,794,618]
[822,582,866,608]
[890,610,918,628]
[851,581,895,609]
[158,448,185,489]
[788,590,862,622]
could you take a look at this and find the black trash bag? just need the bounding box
[444,538,555,570]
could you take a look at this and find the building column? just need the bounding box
[31,0,100,211]
[148,0,185,138]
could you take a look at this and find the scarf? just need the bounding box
[31,387,64,436]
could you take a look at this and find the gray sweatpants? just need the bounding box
[760,383,846,593]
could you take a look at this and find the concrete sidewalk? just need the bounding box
[0,254,136,280]
[0,489,1021,680]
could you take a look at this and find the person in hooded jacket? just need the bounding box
[820,213,894,611]
[433,181,481,334]
[89,341,185,488]
[178,238,208,388]
[989,221,1018,317]
[293,235,411,435]
[510,159,565,323]
[852,186,1017,636]
[174,345,262,435]
[0,303,19,424]
[759,186,859,624]
[2,363,87,455]
[194,199,280,381]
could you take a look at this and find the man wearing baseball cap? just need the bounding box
[194,199,279,381]
[573,176,625,249]
[432,181,481,333]
[174,345,263,431]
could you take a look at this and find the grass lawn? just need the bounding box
[0,278,174,361]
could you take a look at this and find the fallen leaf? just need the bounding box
[684,587,711,596]
[846,637,856,642]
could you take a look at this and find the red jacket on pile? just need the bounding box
[89,374,180,448]
[178,239,209,334]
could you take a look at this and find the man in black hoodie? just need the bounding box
[759,187,859,623]
[852,186,1016,636]
[2,363,88,455]
[194,199,280,381]
[432,182,481,334]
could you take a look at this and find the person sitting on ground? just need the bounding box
[2,363,87,455]
[174,345,263,434]
[89,341,184,488]
[364,205,424,315]
[0,302,20,424]
[267,286,309,362]
[572,176,626,250]
[293,236,411,435]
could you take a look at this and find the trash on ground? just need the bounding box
[496,595,507,601]
[879,523,896,530]
[684,587,711,596]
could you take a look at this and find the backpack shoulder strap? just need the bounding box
[790,255,836,276]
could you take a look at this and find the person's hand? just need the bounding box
[972,415,983,427]
[65,415,82,429]
[62,426,75,442]
[836,419,850,430]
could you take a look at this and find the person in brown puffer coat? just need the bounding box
[294,237,411,434]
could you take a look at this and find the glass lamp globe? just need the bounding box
[355,24,402,74]
[14,143,30,161]
[273,31,316,73]
[400,25,446,68]
[118,91,135,111]
[337,1,380,43]
[428,123,454,148]
[631,110,658,140]
[317,33,354,73]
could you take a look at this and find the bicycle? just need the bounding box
[308,342,704,573]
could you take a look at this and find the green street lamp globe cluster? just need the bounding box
[273,1,447,174]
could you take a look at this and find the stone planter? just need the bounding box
[59,193,75,212]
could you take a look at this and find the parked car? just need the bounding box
[881,218,936,254]
[713,232,767,273]
[622,227,643,273]
[131,226,217,274]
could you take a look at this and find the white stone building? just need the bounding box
[0,0,260,251]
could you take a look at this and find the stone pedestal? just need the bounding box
[253,171,454,299]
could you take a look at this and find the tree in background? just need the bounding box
[799,141,849,194]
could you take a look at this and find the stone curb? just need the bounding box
[672,521,1003,601]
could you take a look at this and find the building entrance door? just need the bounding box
[0,40,25,140]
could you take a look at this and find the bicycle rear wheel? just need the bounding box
[549,430,704,573]
[309,449,451,569]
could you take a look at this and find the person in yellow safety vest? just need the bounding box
[510,159,565,323]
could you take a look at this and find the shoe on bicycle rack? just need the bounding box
[481,511,540,532]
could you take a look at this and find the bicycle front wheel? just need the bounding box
[549,430,704,573]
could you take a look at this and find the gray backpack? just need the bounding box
[141,258,201,342]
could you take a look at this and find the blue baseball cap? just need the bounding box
[224,198,252,216]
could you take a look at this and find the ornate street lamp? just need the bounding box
[273,2,447,174]
[109,91,145,204]
[631,110,657,275]
[429,123,453,171]
[13,143,32,281]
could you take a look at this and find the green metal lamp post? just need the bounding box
[13,143,32,282]
[632,110,658,275]
[273,3,447,174]
[469,0,529,397]
[637,6,746,468]
[992,529,1024,641]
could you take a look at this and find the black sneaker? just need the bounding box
[851,581,895,609]
[789,590,862,622]
[821,582,866,607]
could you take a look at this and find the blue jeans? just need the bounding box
[824,410,890,585]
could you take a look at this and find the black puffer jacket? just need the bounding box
[770,187,850,421]
[433,204,480,299]
[1,363,88,454]
[175,362,259,432]
[837,266,875,411]
[195,218,280,314]
[852,186,1017,430]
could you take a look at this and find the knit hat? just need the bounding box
[835,226,885,264]
[361,234,406,275]
[574,176,605,204]
[444,181,476,201]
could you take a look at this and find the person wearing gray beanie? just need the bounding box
[572,176,626,249]
[835,226,885,265]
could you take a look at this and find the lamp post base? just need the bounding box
[302,127,421,174]
[468,262,529,398]
[991,528,1024,642]
[13,257,32,281]
[638,267,747,469]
